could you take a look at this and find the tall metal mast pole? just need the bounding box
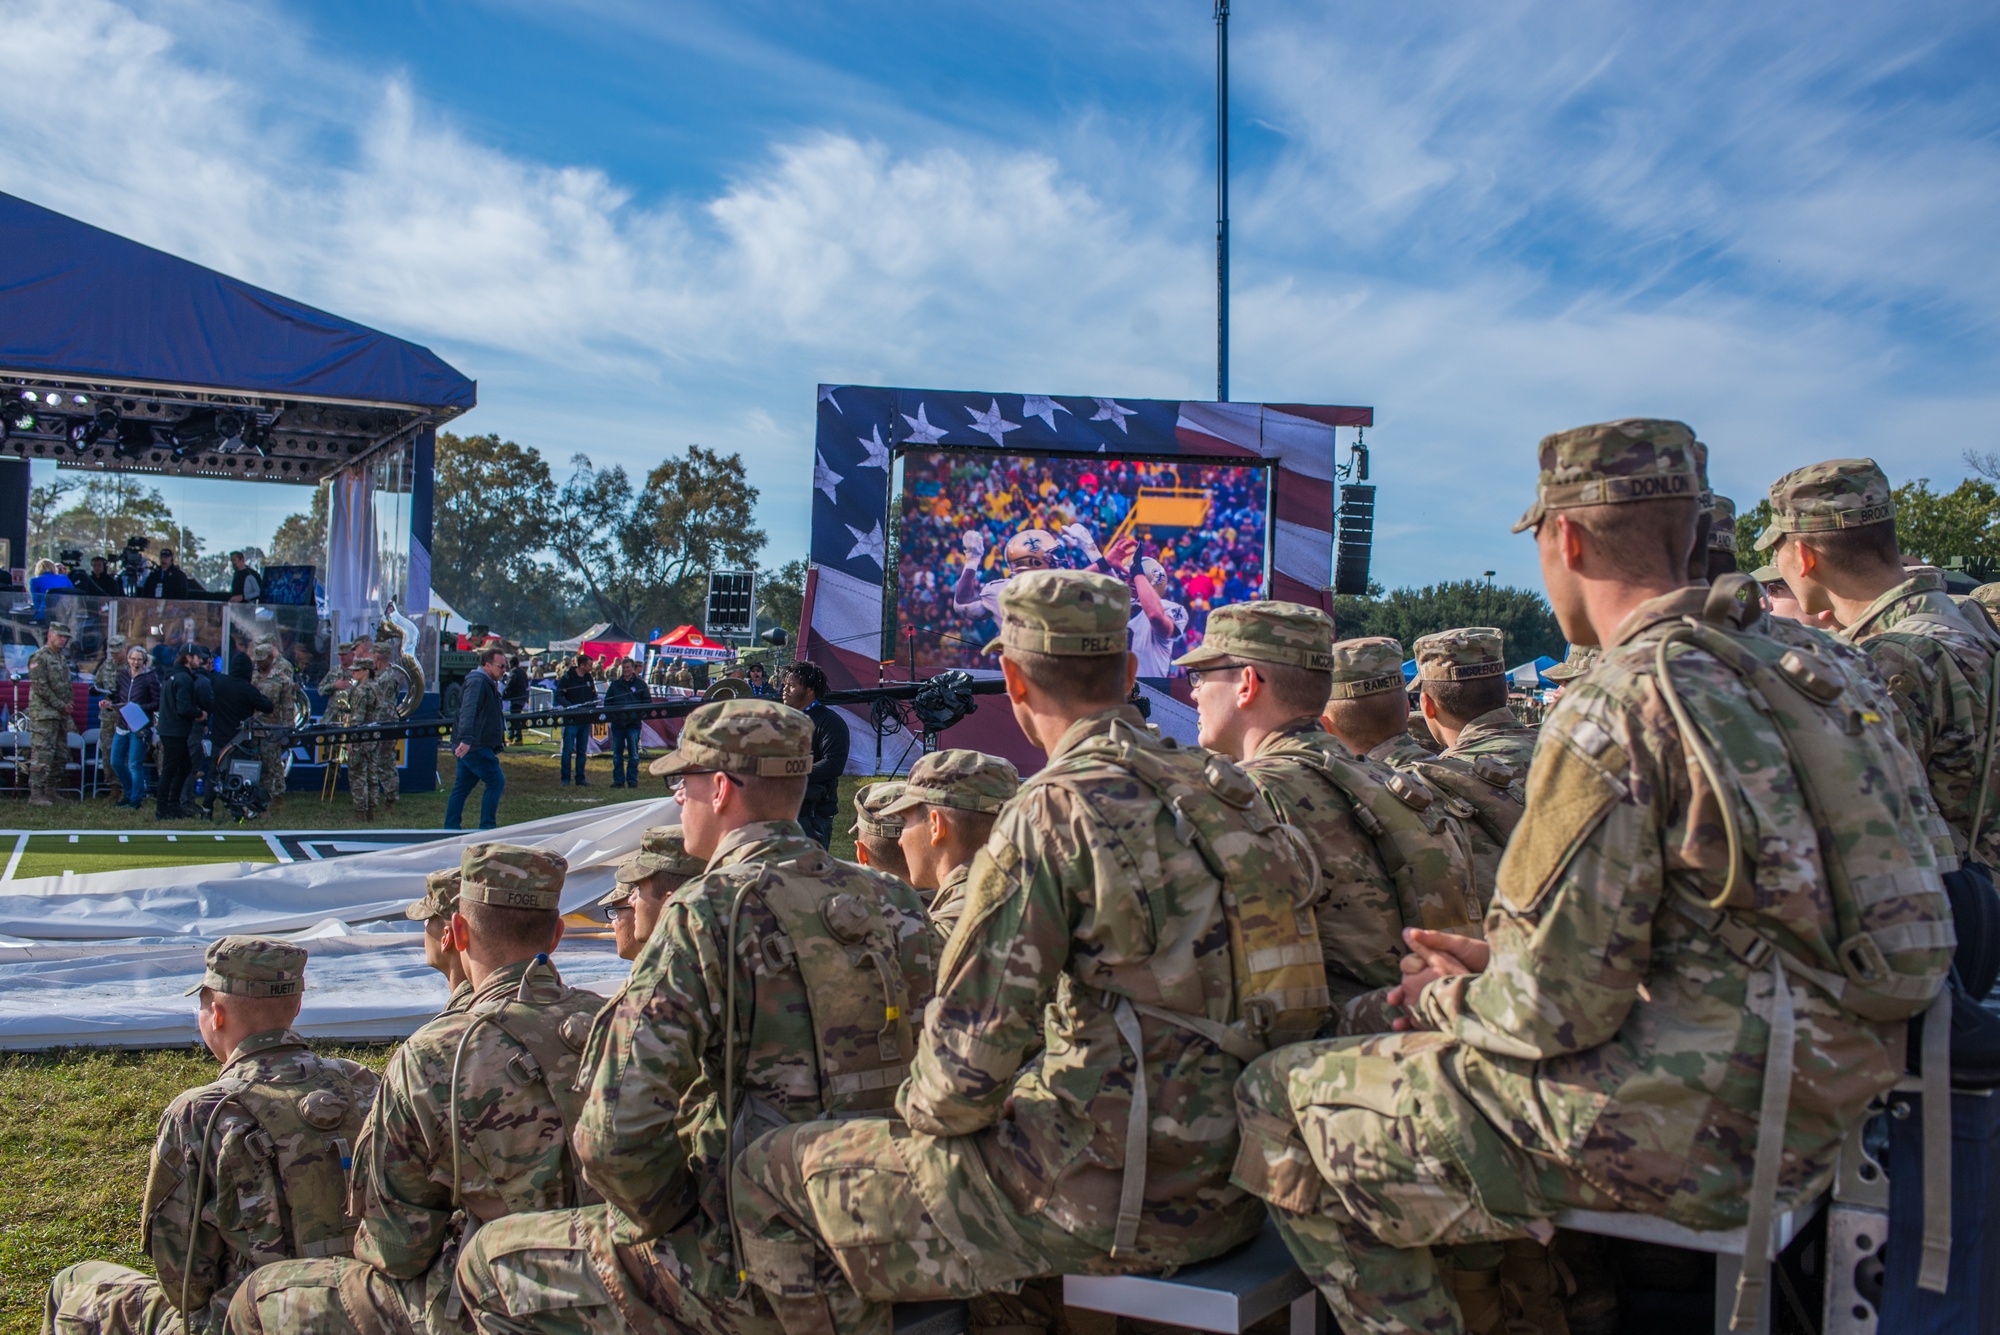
[1215,1,1230,402]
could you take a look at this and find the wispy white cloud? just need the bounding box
[0,0,1995,588]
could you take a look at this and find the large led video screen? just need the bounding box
[897,450,1270,677]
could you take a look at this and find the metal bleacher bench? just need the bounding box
[1055,1203,1826,1335]
[1063,1223,1326,1335]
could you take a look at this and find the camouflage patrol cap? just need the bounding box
[1971,583,2000,615]
[1171,600,1334,672]
[251,635,278,659]
[1748,564,1785,585]
[1512,418,1703,534]
[1327,637,1406,700]
[1542,643,1601,683]
[1707,494,1738,552]
[183,935,307,998]
[983,569,1129,657]
[1754,458,1894,551]
[649,699,814,779]
[1412,628,1505,682]
[882,749,1020,817]
[458,842,567,910]
[615,824,704,886]
[404,868,462,921]
[44,623,70,641]
[851,781,908,840]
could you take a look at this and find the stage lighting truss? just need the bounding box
[0,372,444,483]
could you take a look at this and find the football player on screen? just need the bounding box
[953,522,1128,619]
[1129,554,1188,677]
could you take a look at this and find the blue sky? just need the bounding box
[4,0,1998,590]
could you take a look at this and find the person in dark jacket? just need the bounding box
[225,552,262,603]
[77,556,119,597]
[502,657,531,744]
[140,548,191,600]
[555,658,597,785]
[154,647,211,820]
[780,661,848,848]
[444,648,508,830]
[106,645,161,809]
[602,658,650,788]
[201,653,275,816]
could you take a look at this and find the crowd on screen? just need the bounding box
[897,452,1268,671]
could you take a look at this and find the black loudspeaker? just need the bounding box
[1334,484,1375,596]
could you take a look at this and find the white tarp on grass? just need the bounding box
[0,798,676,1048]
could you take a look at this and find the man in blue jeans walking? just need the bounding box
[444,647,508,830]
[554,657,597,785]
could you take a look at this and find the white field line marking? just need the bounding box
[1,833,26,881]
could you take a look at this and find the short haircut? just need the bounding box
[203,988,303,1031]
[1260,662,1334,718]
[1565,497,1700,582]
[734,772,809,821]
[1421,675,1508,726]
[932,804,1000,856]
[230,550,245,560]
[1005,648,1130,710]
[1796,520,1901,571]
[481,647,508,667]
[1324,691,1409,746]
[783,662,829,698]
[635,871,690,903]
[858,834,910,879]
[460,899,562,956]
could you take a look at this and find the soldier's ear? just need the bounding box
[930,807,949,848]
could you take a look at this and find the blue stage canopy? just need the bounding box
[0,191,472,411]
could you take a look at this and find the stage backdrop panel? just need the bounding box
[804,387,1369,773]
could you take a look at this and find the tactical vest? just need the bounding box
[1268,740,1487,936]
[1647,577,1956,1322]
[451,957,597,1211]
[205,1052,370,1259]
[717,848,931,1126]
[1031,719,1328,1255]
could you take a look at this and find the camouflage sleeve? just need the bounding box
[93,657,120,693]
[1416,693,1661,1057]
[350,1043,456,1278]
[574,895,724,1238]
[144,1097,291,1314]
[898,789,1074,1136]
[1866,639,1943,767]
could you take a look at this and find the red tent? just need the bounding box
[650,625,735,662]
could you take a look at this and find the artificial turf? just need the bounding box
[7,833,279,880]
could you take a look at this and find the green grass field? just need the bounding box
[7,832,279,880]
[0,776,871,1326]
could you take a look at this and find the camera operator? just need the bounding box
[74,555,118,597]
[155,646,212,820]
[116,538,150,597]
[201,652,274,819]
[141,548,190,600]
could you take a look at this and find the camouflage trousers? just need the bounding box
[222,1254,460,1335]
[257,736,290,806]
[347,743,396,818]
[728,1117,1264,1335]
[29,716,65,800]
[43,1261,188,1335]
[457,1203,782,1335]
[1231,1032,1618,1335]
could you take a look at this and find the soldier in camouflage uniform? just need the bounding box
[1540,643,1598,692]
[1758,458,2000,867]
[455,700,938,1335]
[409,868,473,1013]
[1318,637,1421,766]
[377,625,425,716]
[27,622,73,805]
[248,639,298,810]
[1177,602,1479,1036]
[849,781,912,882]
[225,845,603,1335]
[44,938,377,1335]
[881,748,1019,941]
[1232,419,1954,1335]
[726,570,1322,1335]
[340,651,401,822]
[593,823,705,961]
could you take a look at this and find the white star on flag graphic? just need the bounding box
[856,424,891,470]
[1090,398,1137,432]
[965,399,1021,447]
[901,402,948,445]
[846,522,886,569]
[1020,395,1070,432]
[814,452,844,502]
[818,385,844,414]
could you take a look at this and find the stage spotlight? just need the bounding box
[41,392,60,406]
[170,407,242,457]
